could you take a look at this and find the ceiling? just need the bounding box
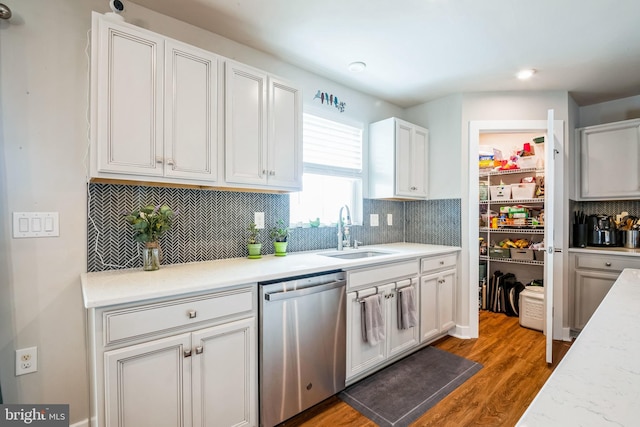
[128,0,640,108]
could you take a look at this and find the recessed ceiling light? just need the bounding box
[516,69,536,80]
[348,61,367,73]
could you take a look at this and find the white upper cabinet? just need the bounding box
[91,14,220,184]
[93,14,165,177]
[164,39,219,182]
[91,13,302,191]
[225,62,302,191]
[578,119,640,200]
[369,117,429,199]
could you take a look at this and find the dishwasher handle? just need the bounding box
[264,279,346,302]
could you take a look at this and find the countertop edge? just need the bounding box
[82,243,461,309]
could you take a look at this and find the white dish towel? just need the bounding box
[398,286,417,329]
[361,294,385,345]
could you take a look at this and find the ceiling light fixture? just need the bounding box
[348,61,367,73]
[516,69,536,80]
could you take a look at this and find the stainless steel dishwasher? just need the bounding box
[259,271,346,427]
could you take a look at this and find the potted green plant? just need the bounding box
[123,204,176,271]
[269,219,290,256]
[247,222,262,259]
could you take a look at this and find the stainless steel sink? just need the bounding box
[318,250,391,259]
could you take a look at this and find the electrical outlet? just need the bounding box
[16,346,38,376]
[370,214,379,227]
[387,213,393,226]
[254,212,265,229]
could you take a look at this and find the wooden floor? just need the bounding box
[280,310,572,427]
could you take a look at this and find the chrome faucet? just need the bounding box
[337,205,352,250]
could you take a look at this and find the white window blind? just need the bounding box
[303,113,362,173]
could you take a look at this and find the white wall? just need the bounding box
[578,94,640,127]
[0,0,402,423]
[405,94,463,199]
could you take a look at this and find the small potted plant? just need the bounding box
[269,219,290,256]
[247,222,262,259]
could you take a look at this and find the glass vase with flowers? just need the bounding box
[124,204,176,271]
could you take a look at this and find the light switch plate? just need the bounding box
[387,213,393,226]
[254,212,265,229]
[13,212,59,238]
[370,214,379,227]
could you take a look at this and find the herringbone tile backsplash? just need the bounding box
[87,183,461,271]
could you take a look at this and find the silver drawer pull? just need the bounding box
[184,349,192,358]
[188,310,197,319]
[605,262,612,267]
[195,346,203,355]
[439,260,445,265]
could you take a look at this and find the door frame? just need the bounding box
[466,119,565,349]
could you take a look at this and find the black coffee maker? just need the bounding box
[587,214,621,246]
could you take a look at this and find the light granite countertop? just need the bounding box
[81,243,460,309]
[517,268,640,426]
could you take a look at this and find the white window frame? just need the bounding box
[289,111,364,227]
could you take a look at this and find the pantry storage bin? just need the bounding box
[518,156,537,169]
[488,247,510,258]
[510,248,534,260]
[511,183,536,199]
[490,185,511,200]
[519,286,544,331]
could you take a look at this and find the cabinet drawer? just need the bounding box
[421,253,457,274]
[347,260,418,291]
[104,286,255,345]
[575,254,640,273]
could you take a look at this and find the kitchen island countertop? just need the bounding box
[517,268,640,426]
[81,243,460,308]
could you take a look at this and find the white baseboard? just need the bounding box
[71,418,90,427]
[450,324,473,339]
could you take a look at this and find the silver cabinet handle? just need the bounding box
[187,310,197,319]
[269,170,275,176]
[166,158,174,166]
[439,260,445,265]
[184,349,192,358]
[195,346,203,355]
[605,262,612,267]
[155,157,163,164]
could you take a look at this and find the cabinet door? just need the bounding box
[104,333,191,427]
[573,269,618,330]
[95,19,164,176]
[580,120,640,199]
[419,274,439,343]
[266,77,302,190]
[192,318,256,427]
[387,280,420,358]
[395,121,428,199]
[438,270,456,332]
[409,126,429,198]
[395,120,414,197]
[225,62,267,186]
[164,40,219,182]
[346,292,385,380]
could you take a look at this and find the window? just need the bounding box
[289,113,363,226]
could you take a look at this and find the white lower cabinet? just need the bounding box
[346,279,419,382]
[571,252,640,330]
[90,286,257,427]
[419,253,457,343]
